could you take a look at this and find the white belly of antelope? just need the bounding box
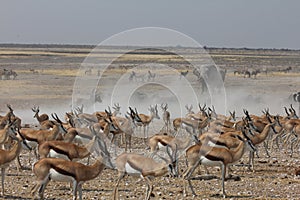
[49,168,75,182]
[158,142,166,149]
[125,163,141,176]
[49,150,70,160]
[200,156,223,166]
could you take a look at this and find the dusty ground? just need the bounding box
[0,45,299,199]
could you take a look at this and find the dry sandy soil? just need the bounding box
[0,45,299,199]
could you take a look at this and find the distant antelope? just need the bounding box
[147,70,156,81]
[0,69,17,80]
[129,71,145,82]
[161,103,171,132]
[192,68,201,80]
[279,66,292,73]
[179,70,189,79]
[29,69,39,74]
[244,70,251,78]
[233,69,245,76]
[84,68,92,75]
[251,69,260,78]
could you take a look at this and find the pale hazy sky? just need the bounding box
[1,0,299,49]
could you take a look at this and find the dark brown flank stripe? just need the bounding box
[157,139,168,146]
[214,140,227,147]
[50,163,76,179]
[49,144,72,160]
[200,150,225,162]
[21,134,38,142]
[127,160,142,173]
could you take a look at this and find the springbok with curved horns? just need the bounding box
[0,105,19,129]
[113,145,178,200]
[161,103,171,132]
[31,128,114,200]
[31,106,49,124]
[182,130,257,198]
[18,113,67,162]
[173,105,196,135]
[135,105,160,143]
[37,128,99,160]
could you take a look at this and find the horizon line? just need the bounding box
[0,43,299,51]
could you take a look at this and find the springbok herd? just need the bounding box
[0,102,299,199]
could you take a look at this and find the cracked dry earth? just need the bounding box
[2,135,300,200]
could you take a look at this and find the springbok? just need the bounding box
[129,71,145,82]
[0,130,27,196]
[147,70,156,81]
[107,108,138,152]
[182,131,257,197]
[113,145,178,200]
[180,116,211,136]
[179,70,189,79]
[161,103,171,132]
[287,123,300,156]
[0,119,18,149]
[246,118,277,171]
[31,130,114,200]
[31,106,49,124]
[0,105,19,129]
[281,118,300,156]
[147,133,196,157]
[64,114,119,145]
[19,114,67,145]
[37,131,98,160]
[93,104,121,119]
[172,104,197,135]
[31,106,55,129]
[135,105,160,143]
[18,113,67,164]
